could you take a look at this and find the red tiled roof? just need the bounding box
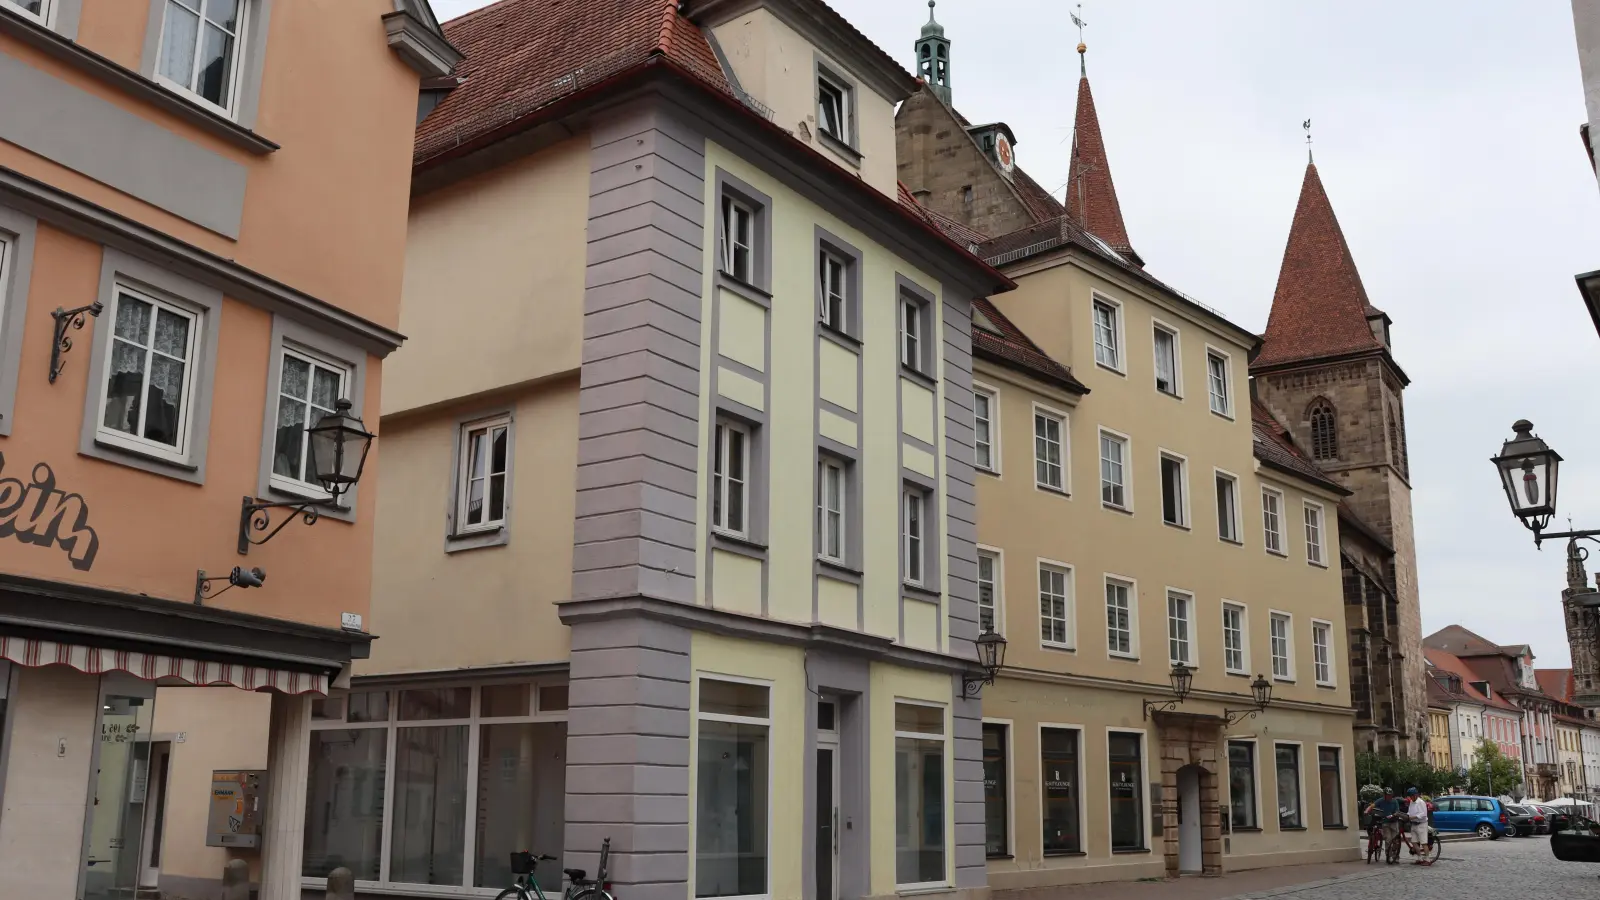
[1252,163,1385,370]
[1064,76,1135,260]
[1537,668,1576,704]
[415,0,731,167]
[970,298,1087,393]
[1250,400,1345,494]
[900,182,989,248]
[1424,648,1522,712]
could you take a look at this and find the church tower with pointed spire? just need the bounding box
[1065,43,1141,264]
[915,1,951,104]
[1252,160,1426,758]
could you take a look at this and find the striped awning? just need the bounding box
[0,636,328,695]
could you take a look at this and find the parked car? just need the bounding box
[1532,804,1574,833]
[1505,805,1538,836]
[1552,816,1600,862]
[1431,795,1513,838]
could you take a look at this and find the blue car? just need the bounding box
[1431,795,1512,838]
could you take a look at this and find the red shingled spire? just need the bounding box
[1253,163,1384,370]
[1065,75,1137,262]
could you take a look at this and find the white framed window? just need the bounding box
[1167,590,1193,666]
[1034,406,1067,492]
[1160,451,1188,527]
[155,0,249,116]
[819,249,847,331]
[1039,561,1073,649]
[97,283,202,463]
[303,681,570,889]
[1222,602,1248,674]
[1215,470,1240,542]
[817,457,845,563]
[974,385,999,473]
[712,420,750,537]
[817,72,851,144]
[1206,348,1232,417]
[1,0,50,25]
[1270,611,1294,681]
[454,415,511,532]
[977,547,1003,634]
[696,676,772,899]
[1092,297,1122,371]
[1303,501,1326,566]
[1105,575,1135,658]
[268,346,349,496]
[1262,486,1285,555]
[1099,429,1129,510]
[1312,620,1335,686]
[903,487,926,586]
[894,701,947,889]
[1152,321,1181,396]
[901,295,923,371]
[720,195,754,283]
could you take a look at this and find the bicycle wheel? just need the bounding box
[1426,837,1442,864]
[568,888,615,900]
[1385,835,1401,864]
[496,887,534,900]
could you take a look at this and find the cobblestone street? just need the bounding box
[1225,837,1600,899]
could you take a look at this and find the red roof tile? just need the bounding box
[970,297,1087,393]
[1064,76,1135,261]
[1537,668,1575,704]
[1424,648,1522,712]
[416,0,731,167]
[1253,163,1384,370]
[899,182,989,248]
[1250,400,1345,494]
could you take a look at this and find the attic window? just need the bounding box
[817,72,851,145]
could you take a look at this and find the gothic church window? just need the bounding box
[1308,399,1338,461]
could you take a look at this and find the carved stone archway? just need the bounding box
[1152,711,1225,876]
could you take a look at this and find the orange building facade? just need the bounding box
[0,2,453,898]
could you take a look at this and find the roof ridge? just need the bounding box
[656,0,677,54]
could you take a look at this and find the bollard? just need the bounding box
[326,866,356,900]
[220,858,251,900]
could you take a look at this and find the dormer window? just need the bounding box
[817,72,851,145]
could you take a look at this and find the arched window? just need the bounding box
[1389,402,1406,473]
[1308,399,1338,461]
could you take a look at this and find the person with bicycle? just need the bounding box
[1404,788,1431,864]
[1364,788,1403,849]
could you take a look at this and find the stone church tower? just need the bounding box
[1251,162,1427,758]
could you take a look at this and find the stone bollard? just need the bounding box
[326,866,356,900]
[220,858,251,900]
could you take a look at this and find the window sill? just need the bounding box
[1102,502,1133,516]
[986,853,1015,860]
[817,557,862,584]
[976,466,1000,478]
[715,271,772,305]
[1308,560,1330,569]
[1220,537,1243,546]
[1279,826,1308,832]
[0,12,278,155]
[1095,361,1127,378]
[1111,848,1151,855]
[817,129,862,166]
[819,322,862,349]
[1211,410,1236,422]
[901,363,938,390]
[1225,670,1252,678]
[83,436,204,484]
[1322,824,1349,830]
[1041,642,1077,654]
[902,582,941,604]
[1035,483,1070,498]
[896,886,954,897]
[1043,850,1086,858]
[712,531,767,559]
[1229,826,1263,833]
[1109,651,1139,662]
[1315,682,1337,689]
[1273,677,1297,684]
[1163,521,1191,531]
[446,525,507,553]
[1266,548,1288,558]
[1157,388,1182,400]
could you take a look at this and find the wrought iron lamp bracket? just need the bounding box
[238,494,332,554]
[1223,706,1264,728]
[194,566,265,605]
[1530,527,1600,551]
[1142,697,1183,720]
[962,672,995,699]
[49,301,103,384]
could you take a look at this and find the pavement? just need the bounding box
[993,835,1598,900]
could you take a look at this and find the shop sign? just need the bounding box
[0,455,99,570]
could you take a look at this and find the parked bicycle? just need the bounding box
[497,837,616,900]
[1381,812,1440,866]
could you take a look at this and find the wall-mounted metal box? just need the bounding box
[206,770,266,848]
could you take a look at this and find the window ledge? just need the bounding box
[1315,682,1338,689]
[1042,643,1077,654]
[1220,537,1243,546]
[895,886,955,897]
[1266,548,1288,558]
[1158,389,1183,400]
[1095,361,1128,378]
[1111,848,1151,855]
[1225,670,1251,678]
[1273,677,1297,684]
[1308,560,1330,569]
[1043,850,1087,858]
[715,271,772,305]
[1102,502,1133,515]
[1163,521,1192,532]
[1279,826,1308,832]
[817,558,862,585]
[0,12,278,155]
[1109,652,1140,662]
[986,853,1015,860]
[819,321,862,349]
[902,582,941,604]
[1212,410,1237,422]
[901,363,938,390]
[817,129,863,166]
[83,437,203,484]
[712,531,767,559]
[1322,824,1349,830]
[1036,483,1070,498]
[1229,826,1263,833]
[446,525,507,553]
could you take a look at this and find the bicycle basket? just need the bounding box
[510,852,536,875]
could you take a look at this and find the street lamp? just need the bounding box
[1224,674,1274,727]
[238,399,375,554]
[961,629,1008,698]
[1142,664,1195,719]
[1492,420,1562,538]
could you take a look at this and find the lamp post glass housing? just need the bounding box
[307,398,374,500]
[975,628,1007,677]
[1492,419,1561,533]
[1169,664,1195,702]
[1251,674,1272,709]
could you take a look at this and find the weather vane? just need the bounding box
[1071,4,1087,74]
[1303,118,1313,163]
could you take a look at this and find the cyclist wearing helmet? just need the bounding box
[1405,788,1429,861]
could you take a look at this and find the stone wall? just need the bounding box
[894,90,1035,239]
[1154,713,1223,877]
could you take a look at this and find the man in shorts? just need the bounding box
[1405,788,1431,862]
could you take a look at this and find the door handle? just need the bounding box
[833,808,839,853]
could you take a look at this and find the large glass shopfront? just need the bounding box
[303,680,569,890]
[82,677,158,900]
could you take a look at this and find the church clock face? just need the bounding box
[995,133,1014,174]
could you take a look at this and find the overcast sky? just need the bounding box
[433,0,1600,668]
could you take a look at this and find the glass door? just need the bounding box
[814,700,839,900]
[82,689,156,900]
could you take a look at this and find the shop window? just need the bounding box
[1108,732,1144,851]
[982,723,1009,857]
[1228,741,1257,829]
[895,702,947,887]
[1041,728,1081,854]
[696,678,771,898]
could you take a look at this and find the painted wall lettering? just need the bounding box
[0,454,100,570]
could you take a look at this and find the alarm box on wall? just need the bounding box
[206,770,266,848]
